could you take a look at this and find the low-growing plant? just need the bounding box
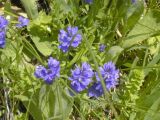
[1,0,160,120]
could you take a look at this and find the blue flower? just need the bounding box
[88,61,119,97]
[58,26,82,52]
[88,82,103,97]
[85,0,93,4]
[96,61,119,90]
[0,16,8,30]
[0,16,8,48]
[69,62,93,92]
[34,57,60,84]
[99,44,106,52]
[131,0,136,3]
[34,65,47,78]
[16,16,29,28]
[0,31,6,48]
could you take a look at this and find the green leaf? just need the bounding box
[144,96,160,120]
[0,40,16,62]
[20,0,38,19]
[29,26,53,56]
[107,46,124,61]
[14,95,29,101]
[144,52,160,76]
[123,1,144,33]
[22,37,43,63]
[122,9,160,48]
[32,12,52,25]
[23,90,44,120]
[40,84,73,119]
[25,82,73,120]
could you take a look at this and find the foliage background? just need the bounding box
[1,0,160,120]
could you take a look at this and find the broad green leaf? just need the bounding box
[25,83,73,120]
[136,87,160,120]
[29,26,53,56]
[23,89,44,120]
[20,0,38,19]
[122,10,160,48]
[123,1,144,34]
[40,84,73,119]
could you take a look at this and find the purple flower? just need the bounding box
[99,44,106,52]
[69,62,93,92]
[97,61,119,89]
[88,61,119,97]
[85,0,93,4]
[0,16,8,30]
[0,31,6,48]
[88,82,103,97]
[58,26,82,52]
[0,16,8,48]
[16,16,29,28]
[34,57,60,84]
[34,65,47,78]
[131,0,136,3]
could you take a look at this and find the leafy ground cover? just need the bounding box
[0,0,160,120]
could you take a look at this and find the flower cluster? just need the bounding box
[68,61,119,97]
[16,16,29,28]
[34,57,60,84]
[32,23,119,98]
[69,62,94,92]
[58,26,82,52]
[0,16,8,48]
[99,44,106,52]
[88,61,119,97]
